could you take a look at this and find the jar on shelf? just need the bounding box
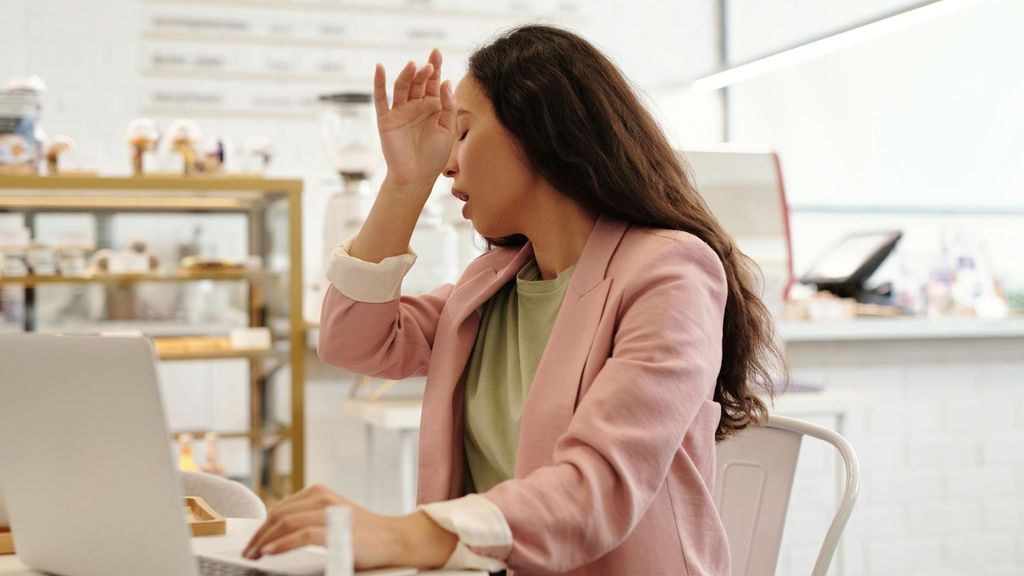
[317,92,378,180]
[0,90,41,175]
[321,177,374,276]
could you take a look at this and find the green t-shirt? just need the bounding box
[463,258,576,493]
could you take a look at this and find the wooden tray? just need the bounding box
[185,496,226,537]
[0,526,13,555]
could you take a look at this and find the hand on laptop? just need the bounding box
[242,483,457,570]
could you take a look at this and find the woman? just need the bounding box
[244,25,783,575]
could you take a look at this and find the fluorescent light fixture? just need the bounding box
[691,0,992,91]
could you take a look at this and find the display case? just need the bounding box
[0,175,304,499]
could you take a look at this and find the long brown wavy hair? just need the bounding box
[468,25,786,440]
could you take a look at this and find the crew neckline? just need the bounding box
[515,259,576,294]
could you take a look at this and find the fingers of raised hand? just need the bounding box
[373,63,388,117]
[425,49,443,98]
[391,61,417,107]
[408,63,434,101]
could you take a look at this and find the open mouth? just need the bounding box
[452,189,469,202]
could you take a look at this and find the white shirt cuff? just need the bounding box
[419,494,512,572]
[324,236,417,303]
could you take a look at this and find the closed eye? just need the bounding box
[459,130,468,142]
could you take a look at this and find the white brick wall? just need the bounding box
[945,533,1017,571]
[864,536,944,574]
[777,337,1024,576]
[982,497,1023,532]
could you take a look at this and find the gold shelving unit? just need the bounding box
[0,175,305,499]
[0,269,275,286]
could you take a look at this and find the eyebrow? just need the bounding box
[457,109,471,116]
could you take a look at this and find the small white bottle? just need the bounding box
[326,506,354,576]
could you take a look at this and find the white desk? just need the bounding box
[337,388,870,518]
[0,518,483,575]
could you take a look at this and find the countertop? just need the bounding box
[776,316,1024,342]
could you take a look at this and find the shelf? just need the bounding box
[153,335,289,362]
[140,106,318,122]
[29,321,237,337]
[141,66,364,86]
[158,346,288,362]
[144,0,582,21]
[172,425,291,450]
[0,269,276,287]
[0,175,301,212]
[3,173,307,496]
[140,30,467,54]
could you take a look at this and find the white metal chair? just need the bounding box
[180,471,267,520]
[714,414,859,576]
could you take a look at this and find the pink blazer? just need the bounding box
[320,216,730,575]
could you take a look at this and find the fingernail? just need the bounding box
[261,544,274,555]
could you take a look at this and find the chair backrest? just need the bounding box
[180,471,267,520]
[714,415,859,576]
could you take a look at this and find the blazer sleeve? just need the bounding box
[478,237,728,573]
[318,237,454,380]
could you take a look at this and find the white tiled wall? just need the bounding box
[776,338,1024,576]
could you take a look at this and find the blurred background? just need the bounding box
[1,1,1022,574]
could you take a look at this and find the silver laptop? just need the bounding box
[0,334,390,576]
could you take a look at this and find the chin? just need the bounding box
[471,220,518,241]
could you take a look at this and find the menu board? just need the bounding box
[137,0,583,121]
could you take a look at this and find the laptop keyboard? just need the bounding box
[197,555,292,576]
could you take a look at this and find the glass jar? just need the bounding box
[317,92,378,179]
[0,91,40,175]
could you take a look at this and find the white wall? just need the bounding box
[721,0,1024,289]
[729,0,1024,209]
[781,337,1024,576]
[726,0,924,63]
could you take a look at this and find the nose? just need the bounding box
[443,141,458,178]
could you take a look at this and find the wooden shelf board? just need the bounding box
[172,426,291,449]
[0,269,276,287]
[157,347,288,361]
[0,175,300,212]
[0,174,301,193]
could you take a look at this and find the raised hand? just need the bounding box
[374,49,456,190]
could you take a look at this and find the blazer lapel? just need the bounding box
[515,216,629,476]
[417,243,534,502]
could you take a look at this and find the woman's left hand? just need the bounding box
[242,483,457,569]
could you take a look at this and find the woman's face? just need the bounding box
[444,76,539,238]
